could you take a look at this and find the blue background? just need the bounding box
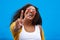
[0,0,60,40]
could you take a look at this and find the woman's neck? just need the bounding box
[23,19,32,26]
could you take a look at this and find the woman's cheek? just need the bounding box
[32,11,36,15]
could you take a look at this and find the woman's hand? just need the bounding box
[14,10,24,31]
[14,9,29,31]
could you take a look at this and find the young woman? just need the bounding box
[10,4,45,40]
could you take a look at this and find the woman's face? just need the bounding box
[24,6,36,21]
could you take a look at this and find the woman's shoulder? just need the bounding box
[10,22,16,31]
[10,22,16,27]
[35,25,42,30]
[36,25,42,27]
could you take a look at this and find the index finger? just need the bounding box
[20,10,24,19]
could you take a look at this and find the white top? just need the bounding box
[19,25,41,40]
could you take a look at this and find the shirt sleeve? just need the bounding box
[10,22,17,37]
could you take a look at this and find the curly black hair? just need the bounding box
[11,4,42,25]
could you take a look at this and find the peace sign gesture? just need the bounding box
[15,10,24,29]
[15,9,30,30]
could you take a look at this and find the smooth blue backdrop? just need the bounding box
[0,0,60,40]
